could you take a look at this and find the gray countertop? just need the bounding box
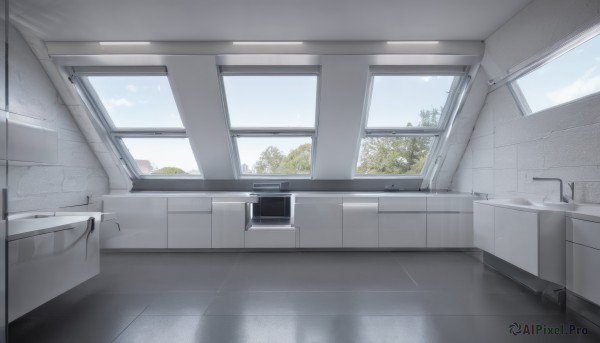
[104,191,477,198]
[8,216,91,241]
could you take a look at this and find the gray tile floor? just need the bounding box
[9,251,600,342]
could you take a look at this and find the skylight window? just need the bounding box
[122,138,200,176]
[88,75,184,128]
[221,70,319,177]
[356,136,434,175]
[367,75,457,128]
[236,137,312,175]
[222,75,318,128]
[71,67,201,178]
[511,32,600,114]
[355,69,464,177]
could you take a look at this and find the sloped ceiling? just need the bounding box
[13,0,532,41]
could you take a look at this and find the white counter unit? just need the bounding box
[296,197,343,248]
[8,215,99,322]
[566,213,600,306]
[102,192,477,250]
[474,199,566,285]
[102,196,167,248]
[167,197,212,249]
[342,197,378,248]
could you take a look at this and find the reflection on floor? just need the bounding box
[9,251,600,342]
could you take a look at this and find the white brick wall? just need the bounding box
[451,0,600,204]
[7,28,109,213]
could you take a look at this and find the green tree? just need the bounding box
[254,146,284,174]
[152,166,187,175]
[279,143,311,174]
[357,108,439,175]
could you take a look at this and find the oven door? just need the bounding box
[251,195,291,226]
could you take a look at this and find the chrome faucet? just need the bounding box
[532,177,568,203]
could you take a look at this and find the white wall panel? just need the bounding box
[166,56,235,179]
[313,56,370,179]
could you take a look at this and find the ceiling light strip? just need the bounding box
[99,42,151,46]
[232,41,303,46]
[386,41,439,45]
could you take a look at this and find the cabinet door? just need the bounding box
[473,203,494,253]
[378,213,426,248]
[343,202,378,247]
[426,213,473,248]
[567,242,600,305]
[212,202,245,248]
[296,202,342,247]
[494,207,538,275]
[168,213,211,248]
[102,197,167,248]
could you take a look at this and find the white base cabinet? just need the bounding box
[296,197,343,248]
[9,222,100,321]
[212,202,245,248]
[566,217,600,306]
[342,198,378,247]
[378,213,426,248]
[245,229,296,248]
[168,213,212,248]
[473,203,494,253]
[427,213,473,248]
[102,197,167,248]
[474,200,566,286]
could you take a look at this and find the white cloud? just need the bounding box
[419,76,432,82]
[105,97,134,110]
[126,84,138,93]
[546,70,600,105]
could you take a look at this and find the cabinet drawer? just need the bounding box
[378,197,426,212]
[245,229,296,248]
[168,197,211,212]
[567,242,600,306]
[567,218,600,250]
[427,197,474,212]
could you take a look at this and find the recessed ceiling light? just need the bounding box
[99,42,151,46]
[232,41,303,46]
[386,41,440,45]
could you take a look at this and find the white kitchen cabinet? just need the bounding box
[379,197,426,212]
[102,197,167,248]
[426,213,473,248]
[378,213,426,248]
[473,203,494,253]
[212,202,246,248]
[9,220,99,321]
[494,207,538,275]
[342,198,378,247]
[566,217,600,306]
[295,197,343,248]
[168,213,212,248]
[427,196,474,212]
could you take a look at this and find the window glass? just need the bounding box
[515,34,600,114]
[236,136,312,175]
[355,136,434,175]
[223,75,318,128]
[367,75,456,128]
[88,75,184,128]
[121,138,200,176]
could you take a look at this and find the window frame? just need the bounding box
[219,67,321,179]
[354,67,468,178]
[508,30,600,116]
[69,67,202,179]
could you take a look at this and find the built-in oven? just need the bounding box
[248,182,292,228]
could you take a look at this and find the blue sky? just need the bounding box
[367,75,455,127]
[517,33,600,113]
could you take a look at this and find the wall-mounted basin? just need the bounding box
[493,198,577,212]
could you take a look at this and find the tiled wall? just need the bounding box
[451,86,600,203]
[7,27,108,213]
[451,0,600,203]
